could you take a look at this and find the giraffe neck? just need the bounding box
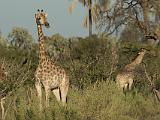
[126,52,145,70]
[124,52,145,72]
[37,25,47,63]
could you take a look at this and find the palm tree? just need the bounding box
[68,0,109,37]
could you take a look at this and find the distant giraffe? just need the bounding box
[0,60,7,120]
[116,48,146,91]
[34,9,69,110]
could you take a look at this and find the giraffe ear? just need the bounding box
[35,14,37,18]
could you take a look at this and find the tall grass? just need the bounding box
[2,81,160,120]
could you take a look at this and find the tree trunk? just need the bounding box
[140,0,149,35]
[89,8,92,37]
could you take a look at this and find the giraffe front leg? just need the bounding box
[117,81,123,91]
[44,85,50,108]
[128,78,133,90]
[52,88,61,102]
[60,87,68,106]
[118,81,125,92]
[124,83,128,91]
[35,81,42,111]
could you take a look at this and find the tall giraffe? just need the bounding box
[116,48,146,91]
[34,9,69,109]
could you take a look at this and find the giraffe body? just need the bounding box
[116,71,134,91]
[34,10,69,109]
[116,49,146,91]
[35,58,69,107]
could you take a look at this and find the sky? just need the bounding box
[0,0,91,39]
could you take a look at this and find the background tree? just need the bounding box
[0,30,9,47]
[120,22,142,42]
[98,0,160,45]
[68,0,109,37]
[8,27,34,50]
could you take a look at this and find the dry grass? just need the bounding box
[2,81,160,120]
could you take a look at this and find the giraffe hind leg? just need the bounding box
[124,83,128,91]
[43,84,50,108]
[52,88,61,102]
[35,81,42,111]
[60,81,69,106]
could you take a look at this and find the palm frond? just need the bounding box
[68,0,78,15]
[91,4,101,23]
[83,14,88,28]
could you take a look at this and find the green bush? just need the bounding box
[0,32,160,120]
[3,81,160,120]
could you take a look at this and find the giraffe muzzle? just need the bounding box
[45,22,50,28]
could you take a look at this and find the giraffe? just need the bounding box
[0,60,7,120]
[34,9,69,109]
[116,48,146,91]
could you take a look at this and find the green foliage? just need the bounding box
[0,57,33,98]
[62,36,114,89]
[45,33,69,60]
[3,81,160,120]
[42,35,160,92]
[8,27,34,49]
[120,23,142,42]
[0,29,160,120]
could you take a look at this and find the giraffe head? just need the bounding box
[35,9,50,28]
[138,48,147,55]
